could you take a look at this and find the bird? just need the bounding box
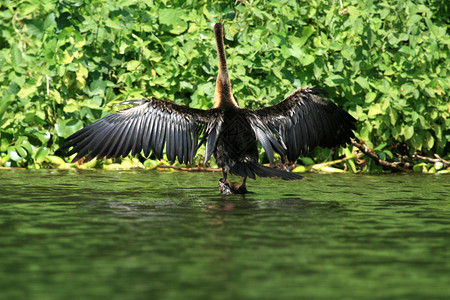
[63,22,356,195]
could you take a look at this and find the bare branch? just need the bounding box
[157,165,222,172]
[412,153,450,169]
[351,140,411,172]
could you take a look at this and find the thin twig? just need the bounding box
[46,75,50,95]
[12,11,32,47]
[157,165,222,172]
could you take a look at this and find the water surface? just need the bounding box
[0,170,449,299]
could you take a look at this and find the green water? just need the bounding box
[0,170,449,300]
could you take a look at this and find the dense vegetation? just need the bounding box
[0,0,448,173]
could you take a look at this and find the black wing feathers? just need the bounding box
[64,88,354,167]
[253,88,356,162]
[63,98,223,164]
[246,113,287,165]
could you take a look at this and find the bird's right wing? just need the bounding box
[62,98,223,165]
[252,88,356,162]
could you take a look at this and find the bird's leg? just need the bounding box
[241,177,247,190]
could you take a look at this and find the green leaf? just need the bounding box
[15,145,28,159]
[434,162,443,171]
[17,84,37,99]
[55,119,83,138]
[407,14,422,26]
[368,104,383,117]
[90,80,107,96]
[65,119,84,137]
[46,155,66,165]
[82,97,103,109]
[289,46,302,59]
[301,54,315,66]
[44,13,56,30]
[341,46,354,60]
[404,126,414,140]
[0,95,13,121]
[35,147,49,163]
[20,140,33,154]
[126,60,141,71]
[298,26,314,47]
[280,45,290,58]
[324,75,345,87]
[21,1,40,15]
[8,146,21,162]
[300,157,315,166]
[159,9,188,35]
[355,77,370,90]
[63,103,79,113]
[11,44,23,66]
[424,17,440,38]
[365,92,377,103]
[413,163,427,173]
[105,19,122,30]
[292,165,309,173]
[389,107,398,126]
[425,132,434,150]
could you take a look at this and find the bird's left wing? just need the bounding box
[62,98,223,164]
[251,88,356,162]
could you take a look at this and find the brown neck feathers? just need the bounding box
[213,23,238,108]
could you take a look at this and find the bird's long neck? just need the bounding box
[213,23,238,108]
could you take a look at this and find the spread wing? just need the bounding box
[62,98,223,164]
[251,88,356,162]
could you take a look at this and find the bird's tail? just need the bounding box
[230,162,304,181]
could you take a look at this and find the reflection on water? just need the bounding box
[0,170,449,299]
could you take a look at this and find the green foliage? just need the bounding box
[0,0,448,171]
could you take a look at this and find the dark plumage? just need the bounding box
[63,23,356,194]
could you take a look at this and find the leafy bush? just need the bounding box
[0,0,448,171]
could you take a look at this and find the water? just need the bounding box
[0,169,449,300]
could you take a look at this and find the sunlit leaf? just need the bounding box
[159,9,188,35]
[126,60,141,71]
[368,104,383,116]
[55,119,83,138]
[301,54,315,66]
[8,147,21,162]
[355,77,370,90]
[105,19,122,30]
[35,147,49,163]
[324,75,345,87]
[46,155,66,165]
[365,92,377,103]
[404,126,414,140]
[15,145,28,159]
[17,84,37,99]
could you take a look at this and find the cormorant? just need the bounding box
[63,23,356,194]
